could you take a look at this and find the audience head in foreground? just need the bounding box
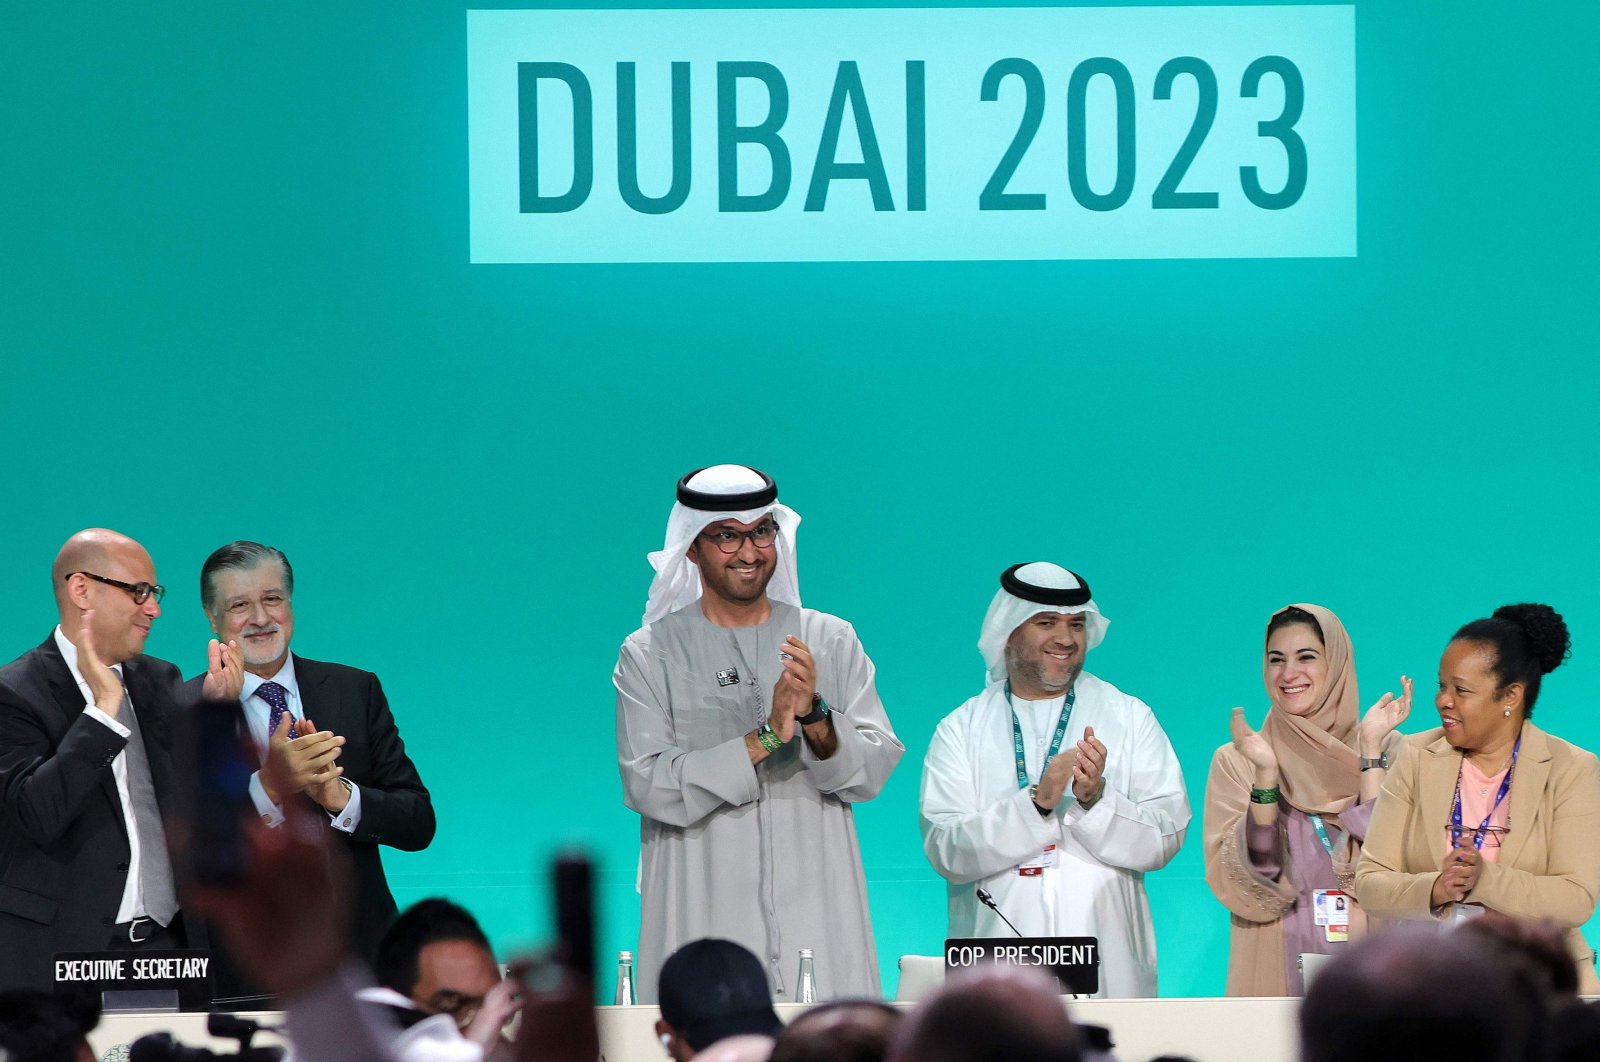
[769,1000,901,1062]
[376,898,501,1024]
[1300,927,1538,1062]
[0,990,98,1062]
[887,966,1080,1062]
[656,939,783,1060]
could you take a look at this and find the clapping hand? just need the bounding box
[1071,726,1107,805]
[768,635,816,743]
[1432,837,1483,906]
[1230,707,1279,787]
[201,638,245,701]
[1359,676,1413,757]
[261,713,345,806]
[71,610,124,717]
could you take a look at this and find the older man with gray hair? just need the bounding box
[190,540,434,979]
[920,562,1189,998]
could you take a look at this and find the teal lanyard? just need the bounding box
[1307,814,1335,858]
[1007,680,1077,790]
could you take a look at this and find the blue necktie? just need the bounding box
[257,680,299,740]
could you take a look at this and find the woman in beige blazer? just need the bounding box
[1356,603,1600,992]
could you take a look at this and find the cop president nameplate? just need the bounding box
[945,936,1099,994]
[467,6,1355,262]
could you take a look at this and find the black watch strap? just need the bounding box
[796,693,831,727]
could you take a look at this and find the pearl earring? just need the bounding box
[1503,709,1512,717]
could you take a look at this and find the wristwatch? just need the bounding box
[1359,753,1389,771]
[796,693,831,727]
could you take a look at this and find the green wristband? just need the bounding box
[1249,786,1280,805]
[756,723,784,753]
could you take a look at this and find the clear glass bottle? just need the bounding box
[795,948,817,1004]
[614,950,636,1005]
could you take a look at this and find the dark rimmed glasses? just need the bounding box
[698,520,780,554]
[1446,824,1510,849]
[68,571,166,605]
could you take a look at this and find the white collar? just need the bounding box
[53,624,124,689]
[242,653,299,701]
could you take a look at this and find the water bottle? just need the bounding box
[796,948,817,1004]
[614,950,636,1005]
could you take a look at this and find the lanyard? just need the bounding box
[1307,814,1335,858]
[1451,737,1520,850]
[1007,680,1077,791]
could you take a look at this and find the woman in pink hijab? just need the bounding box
[1203,604,1412,995]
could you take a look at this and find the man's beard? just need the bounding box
[1006,646,1081,695]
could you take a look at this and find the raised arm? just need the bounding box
[1202,742,1297,923]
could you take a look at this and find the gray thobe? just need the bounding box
[615,601,903,1003]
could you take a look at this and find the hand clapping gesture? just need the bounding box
[768,635,817,743]
[70,610,124,717]
[200,637,245,702]
[1230,707,1279,788]
[1432,837,1483,906]
[1071,726,1108,805]
[1358,675,1413,757]
[261,713,345,806]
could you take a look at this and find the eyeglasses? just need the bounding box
[222,593,289,617]
[424,988,487,1027]
[69,572,165,605]
[698,521,780,554]
[1446,824,1510,849]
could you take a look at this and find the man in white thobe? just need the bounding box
[920,562,1190,998]
[615,465,904,1004]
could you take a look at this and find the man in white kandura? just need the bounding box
[920,562,1190,998]
[615,465,904,1004]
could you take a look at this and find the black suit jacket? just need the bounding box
[185,653,434,969]
[0,633,184,990]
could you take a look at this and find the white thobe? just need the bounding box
[920,672,1190,998]
[615,602,903,1004]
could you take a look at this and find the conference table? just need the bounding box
[90,996,1301,1061]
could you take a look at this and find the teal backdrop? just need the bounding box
[2,2,1596,998]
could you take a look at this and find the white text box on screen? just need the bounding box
[466,6,1355,263]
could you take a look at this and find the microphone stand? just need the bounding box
[975,888,1023,937]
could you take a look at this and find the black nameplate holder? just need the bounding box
[54,949,213,1012]
[944,936,1100,995]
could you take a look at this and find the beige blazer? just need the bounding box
[1355,722,1600,992]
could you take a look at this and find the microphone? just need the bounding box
[975,887,1023,937]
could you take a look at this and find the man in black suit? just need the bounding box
[191,540,434,971]
[0,528,244,990]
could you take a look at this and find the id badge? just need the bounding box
[1018,844,1058,877]
[1314,889,1350,940]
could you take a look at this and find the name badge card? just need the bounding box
[1313,889,1349,942]
[1018,844,1058,877]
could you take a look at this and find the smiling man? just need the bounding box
[614,465,903,1003]
[0,528,242,988]
[919,562,1190,998]
[190,541,434,988]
